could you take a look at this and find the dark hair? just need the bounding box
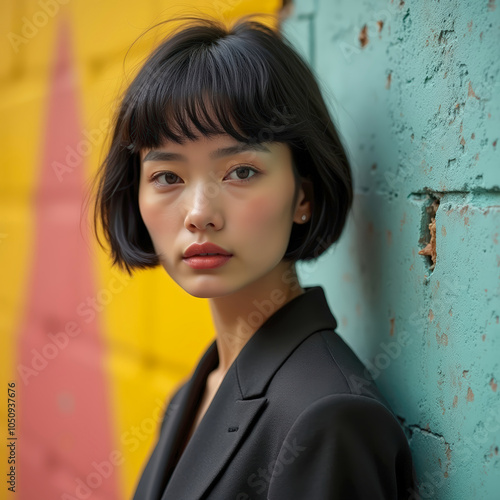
[88,13,353,277]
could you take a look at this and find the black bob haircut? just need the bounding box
[89,14,353,277]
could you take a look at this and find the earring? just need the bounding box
[301,214,307,221]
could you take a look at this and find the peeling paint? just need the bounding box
[418,200,438,270]
[359,24,368,48]
[468,81,480,100]
[466,387,475,402]
[386,72,392,90]
[436,331,448,346]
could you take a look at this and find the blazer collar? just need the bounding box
[233,285,338,399]
[154,285,337,500]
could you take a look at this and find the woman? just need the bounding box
[91,14,418,499]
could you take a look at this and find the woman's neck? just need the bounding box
[207,261,304,378]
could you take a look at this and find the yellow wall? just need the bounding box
[0,1,281,498]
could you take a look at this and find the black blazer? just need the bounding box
[132,286,418,499]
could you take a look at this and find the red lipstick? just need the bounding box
[182,242,233,269]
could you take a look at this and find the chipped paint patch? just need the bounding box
[466,387,475,402]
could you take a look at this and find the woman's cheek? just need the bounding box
[139,197,172,241]
[236,195,289,232]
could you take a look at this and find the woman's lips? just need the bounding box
[182,254,233,269]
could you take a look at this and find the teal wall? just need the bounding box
[283,1,500,498]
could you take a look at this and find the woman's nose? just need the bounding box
[183,182,223,231]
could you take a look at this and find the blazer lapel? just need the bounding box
[159,286,337,499]
[143,342,219,500]
[161,367,267,500]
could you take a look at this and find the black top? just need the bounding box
[132,285,418,499]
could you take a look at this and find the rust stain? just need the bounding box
[372,162,377,170]
[386,72,392,90]
[387,230,392,245]
[367,221,374,235]
[429,309,434,322]
[482,334,487,341]
[460,205,470,225]
[359,24,369,47]
[488,0,496,11]
[471,133,475,139]
[443,444,452,477]
[474,152,480,162]
[377,20,384,32]
[389,317,395,336]
[467,20,473,31]
[452,395,458,408]
[466,387,474,402]
[490,378,498,392]
[441,225,447,236]
[463,370,469,378]
[468,81,480,99]
[439,399,446,415]
[493,232,498,244]
[460,136,466,146]
[449,308,453,316]
[400,212,407,231]
[436,332,448,346]
[493,139,497,148]
[418,218,437,269]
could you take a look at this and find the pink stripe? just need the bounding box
[16,15,121,500]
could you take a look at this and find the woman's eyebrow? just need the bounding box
[142,143,272,163]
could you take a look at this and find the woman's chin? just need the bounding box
[174,277,236,299]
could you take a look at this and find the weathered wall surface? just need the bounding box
[283,1,500,498]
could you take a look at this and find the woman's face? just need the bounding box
[138,133,308,298]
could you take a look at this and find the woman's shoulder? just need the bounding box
[267,327,398,426]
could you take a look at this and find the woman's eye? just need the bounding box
[226,166,258,182]
[150,166,258,187]
[151,172,182,186]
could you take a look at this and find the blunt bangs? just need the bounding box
[89,15,353,276]
[121,22,303,152]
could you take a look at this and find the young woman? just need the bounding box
[91,14,418,499]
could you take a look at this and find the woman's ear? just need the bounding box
[292,177,314,224]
